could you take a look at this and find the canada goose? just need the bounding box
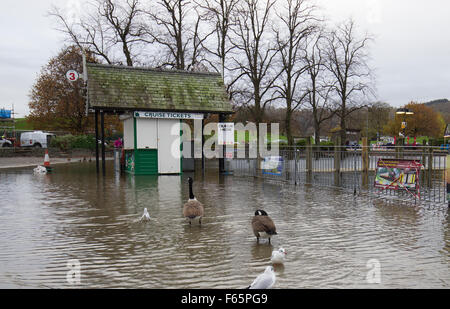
[140,208,151,222]
[252,210,277,244]
[247,266,276,289]
[183,177,204,225]
[271,247,287,265]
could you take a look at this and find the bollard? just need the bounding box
[44,149,52,172]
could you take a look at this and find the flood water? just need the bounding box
[0,162,449,288]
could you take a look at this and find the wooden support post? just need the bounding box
[101,110,106,176]
[294,145,298,185]
[306,137,312,182]
[95,110,99,174]
[396,137,404,159]
[362,137,369,189]
[334,136,341,187]
[421,140,427,185]
[428,146,433,188]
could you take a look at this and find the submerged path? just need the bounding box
[0,156,112,169]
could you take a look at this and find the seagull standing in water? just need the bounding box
[271,248,287,265]
[247,266,276,289]
[140,208,151,222]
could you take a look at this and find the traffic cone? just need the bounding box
[44,149,52,172]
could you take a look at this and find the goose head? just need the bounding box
[187,177,196,201]
[255,209,268,216]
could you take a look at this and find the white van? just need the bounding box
[20,131,55,148]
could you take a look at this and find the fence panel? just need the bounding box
[230,145,448,205]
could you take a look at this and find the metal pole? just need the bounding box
[294,146,298,185]
[201,118,205,174]
[448,147,450,207]
[101,110,106,176]
[219,113,226,174]
[95,109,99,174]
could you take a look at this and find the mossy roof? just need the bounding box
[87,63,232,113]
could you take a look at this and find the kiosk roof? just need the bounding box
[87,63,233,114]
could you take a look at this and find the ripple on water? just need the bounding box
[0,163,449,288]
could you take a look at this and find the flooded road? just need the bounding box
[0,162,449,288]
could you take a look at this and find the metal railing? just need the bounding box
[230,144,448,205]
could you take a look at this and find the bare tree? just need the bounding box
[99,0,146,66]
[303,31,336,145]
[196,0,239,74]
[145,0,214,70]
[324,19,374,145]
[366,101,393,140]
[273,0,317,145]
[49,0,146,66]
[50,5,113,64]
[229,0,280,129]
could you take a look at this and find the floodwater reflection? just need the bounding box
[0,162,448,288]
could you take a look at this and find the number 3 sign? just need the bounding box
[66,70,79,82]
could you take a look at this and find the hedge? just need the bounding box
[50,134,96,151]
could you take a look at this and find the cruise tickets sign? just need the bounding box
[134,111,204,120]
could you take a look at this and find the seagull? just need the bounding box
[271,248,287,265]
[247,266,276,289]
[140,208,151,222]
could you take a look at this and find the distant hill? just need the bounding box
[425,99,450,113]
[425,99,450,122]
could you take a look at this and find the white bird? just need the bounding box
[247,266,276,289]
[271,248,287,265]
[140,208,151,222]
[33,165,47,175]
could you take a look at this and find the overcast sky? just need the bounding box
[1,0,449,117]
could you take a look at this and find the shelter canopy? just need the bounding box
[86,63,232,114]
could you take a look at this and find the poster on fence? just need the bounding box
[374,159,422,196]
[261,156,283,176]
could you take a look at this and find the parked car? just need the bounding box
[20,131,55,148]
[0,138,12,147]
